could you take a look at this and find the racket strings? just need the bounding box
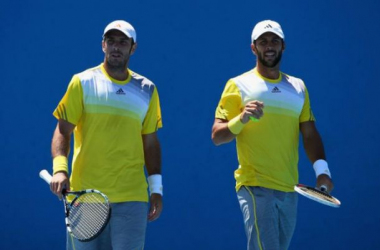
[68,192,110,241]
[302,187,336,203]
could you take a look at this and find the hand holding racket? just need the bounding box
[49,171,70,200]
[294,184,341,208]
[316,174,334,193]
[39,169,111,241]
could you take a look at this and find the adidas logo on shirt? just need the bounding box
[116,88,126,95]
[271,87,281,93]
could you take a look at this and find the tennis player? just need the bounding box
[49,20,163,249]
[211,20,334,250]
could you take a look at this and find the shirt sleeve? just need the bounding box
[53,75,84,125]
[299,85,316,122]
[142,86,162,134]
[215,79,243,121]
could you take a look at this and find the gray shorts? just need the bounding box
[237,186,298,250]
[67,202,148,250]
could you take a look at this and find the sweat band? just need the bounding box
[313,159,331,178]
[53,155,68,174]
[227,115,245,135]
[148,174,163,196]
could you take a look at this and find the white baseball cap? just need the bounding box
[251,20,284,43]
[103,20,137,42]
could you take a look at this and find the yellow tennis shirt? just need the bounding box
[53,64,162,202]
[215,68,315,192]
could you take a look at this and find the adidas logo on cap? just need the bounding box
[264,24,273,29]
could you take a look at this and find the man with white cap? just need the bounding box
[49,20,163,249]
[212,20,333,249]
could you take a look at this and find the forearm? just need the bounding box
[51,126,71,157]
[212,123,236,145]
[300,121,326,163]
[303,132,326,163]
[143,133,163,197]
[306,135,334,191]
[143,134,162,175]
[51,120,75,175]
[212,118,243,146]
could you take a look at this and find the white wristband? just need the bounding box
[148,174,163,196]
[313,159,331,178]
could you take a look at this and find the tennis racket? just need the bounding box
[294,184,341,208]
[39,169,111,241]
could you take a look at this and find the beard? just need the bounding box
[257,50,282,68]
[105,53,129,72]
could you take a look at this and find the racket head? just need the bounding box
[65,189,111,241]
[294,184,341,208]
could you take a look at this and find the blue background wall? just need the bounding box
[1,0,379,249]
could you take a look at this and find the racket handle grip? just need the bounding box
[320,185,328,192]
[39,169,52,184]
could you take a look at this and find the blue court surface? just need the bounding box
[1,0,379,249]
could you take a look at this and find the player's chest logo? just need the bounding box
[116,88,126,95]
[271,86,281,93]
